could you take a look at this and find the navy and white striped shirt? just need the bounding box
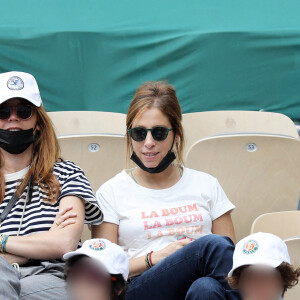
[0,160,103,236]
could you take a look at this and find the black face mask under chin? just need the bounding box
[0,128,36,155]
[131,150,176,174]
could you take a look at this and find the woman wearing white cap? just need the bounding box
[227,232,300,300]
[0,71,103,300]
[64,238,129,300]
[94,81,240,300]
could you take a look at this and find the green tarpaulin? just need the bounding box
[1,1,300,120]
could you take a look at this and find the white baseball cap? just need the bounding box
[228,232,291,277]
[0,71,42,107]
[63,239,129,281]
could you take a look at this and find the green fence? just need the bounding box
[1,1,300,120]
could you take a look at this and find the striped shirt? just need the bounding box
[0,160,103,237]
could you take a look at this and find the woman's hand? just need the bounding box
[1,253,29,266]
[50,205,77,231]
[151,238,194,265]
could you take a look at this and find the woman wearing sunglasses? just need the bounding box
[0,71,103,300]
[94,81,240,300]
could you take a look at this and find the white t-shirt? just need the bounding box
[97,167,235,259]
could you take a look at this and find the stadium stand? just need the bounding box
[48,111,126,136]
[284,237,300,300]
[58,134,128,192]
[52,110,300,242]
[182,111,299,160]
[48,111,127,241]
[58,134,129,241]
[251,211,300,240]
[186,134,300,240]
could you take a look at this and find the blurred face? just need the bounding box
[131,108,177,169]
[239,266,284,300]
[0,98,38,131]
[67,258,112,300]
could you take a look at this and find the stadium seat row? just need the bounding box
[251,211,300,300]
[48,111,300,244]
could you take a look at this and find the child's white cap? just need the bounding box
[0,71,42,107]
[64,239,129,281]
[228,232,291,277]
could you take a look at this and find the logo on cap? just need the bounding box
[89,240,106,251]
[243,239,259,255]
[7,76,24,90]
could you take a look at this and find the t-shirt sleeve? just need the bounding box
[210,178,235,221]
[96,183,120,225]
[56,161,103,225]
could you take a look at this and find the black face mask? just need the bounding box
[131,149,176,174]
[0,128,36,155]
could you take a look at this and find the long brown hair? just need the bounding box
[0,105,61,204]
[126,81,184,164]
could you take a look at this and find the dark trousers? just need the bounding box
[127,234,241,300]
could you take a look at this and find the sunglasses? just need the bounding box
[0,105,33,120]
[128,126,173,142]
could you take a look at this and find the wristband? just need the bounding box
[3,235,9,253]
[149,251,154,267]
[145,251,154,269]
[0,234,9,254]
[145,253,151,269]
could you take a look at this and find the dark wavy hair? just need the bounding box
[227,262,300,296]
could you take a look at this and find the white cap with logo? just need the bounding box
[0,71,42,107]
[228,232,291,277]
[63,239,129,281]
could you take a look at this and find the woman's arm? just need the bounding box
[0,205,79,266]
[92,222,193,278]
[1,253,28,265]
[5,195,85,260]
[211,211,237,244]
[128,239,193,278]
[91,221,118,242]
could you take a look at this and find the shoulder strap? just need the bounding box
[0,177,32,226]
[0,193,19,225]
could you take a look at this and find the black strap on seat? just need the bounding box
[0,177,32,227]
